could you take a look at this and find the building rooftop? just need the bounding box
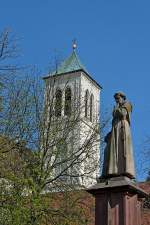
[43,44,102,89]
[51,49,88,75]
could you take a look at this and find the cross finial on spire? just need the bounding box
[72,39,77,51]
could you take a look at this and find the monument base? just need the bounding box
[87,176,148,225]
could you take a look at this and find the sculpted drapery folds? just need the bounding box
[102,92,135,179]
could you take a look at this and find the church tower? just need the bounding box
[43,45,101,187]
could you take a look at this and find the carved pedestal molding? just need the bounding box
[87,177,148,225]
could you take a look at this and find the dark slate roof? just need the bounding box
[51,50,88,75]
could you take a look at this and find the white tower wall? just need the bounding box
[44,70,100,187]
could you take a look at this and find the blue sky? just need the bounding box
[1,0,150,181]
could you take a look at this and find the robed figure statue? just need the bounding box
[102,92,135,179]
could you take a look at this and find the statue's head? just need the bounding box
[114,92,126,104]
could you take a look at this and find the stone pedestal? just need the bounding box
[87,177,148,225]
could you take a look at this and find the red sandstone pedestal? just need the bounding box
[87,177,148,225]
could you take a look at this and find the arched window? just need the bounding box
[64,87,71,116]
[85,90,89,118]
[90,94,94,122]
[55,89,62,117]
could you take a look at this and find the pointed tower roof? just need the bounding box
[43,44,102,89]
[51,49,88,75]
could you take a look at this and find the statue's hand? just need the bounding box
[114,107,127,119]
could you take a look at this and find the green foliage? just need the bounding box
[0,143,93,225]
[0,28,100,225]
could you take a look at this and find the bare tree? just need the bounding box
[0,28,110,224]
[0,70,111,224]
[138,137,150,181]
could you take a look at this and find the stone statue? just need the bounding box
[102,92,135,179]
